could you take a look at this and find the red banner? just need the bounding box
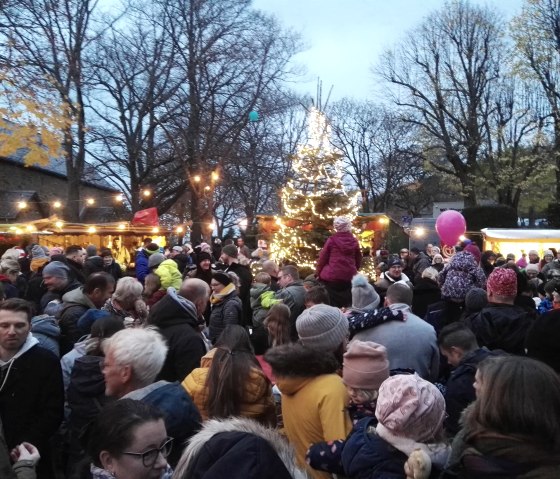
[132,207,159,226]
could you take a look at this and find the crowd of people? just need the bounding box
[1,217,560,478]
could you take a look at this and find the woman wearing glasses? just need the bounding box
[86,399,173,479]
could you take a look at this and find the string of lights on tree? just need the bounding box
[270,107,361,269]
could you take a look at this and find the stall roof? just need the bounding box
[481,228,560,242]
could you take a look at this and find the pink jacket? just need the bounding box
[316,232,362,283]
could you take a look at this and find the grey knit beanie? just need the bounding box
[42,261,70,279]
[464,287,488,312]
[296,304,349,352]
[148,252,165,269]
[351,274,380,311]
[31,244,47,259]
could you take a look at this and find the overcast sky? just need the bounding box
[252,0,525,101]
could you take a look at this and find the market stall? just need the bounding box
[481,228,560,257]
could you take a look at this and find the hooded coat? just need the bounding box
[30,315,61,358]
[177,417,308,479]
[316,231,362,283]
[155,259,182,290]
[148,288,207,382]
[0,336,64,475]
[265,344,352,479]
[58,287,97,355]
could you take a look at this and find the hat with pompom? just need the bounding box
[351,274,380,311]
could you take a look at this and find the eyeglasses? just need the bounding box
[122,437,173,468]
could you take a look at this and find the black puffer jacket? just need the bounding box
[148,288,206,382]
[464,303,533,355]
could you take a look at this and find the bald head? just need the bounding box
[180,278,211,315]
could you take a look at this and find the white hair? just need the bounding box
[103,327,168,387]
[113,276,143,306]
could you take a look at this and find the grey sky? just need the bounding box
[252,0,525,101]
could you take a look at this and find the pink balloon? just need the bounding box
[435,210,466,246]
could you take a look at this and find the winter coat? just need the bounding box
[102,261,122,282]
[464,302,533,355]
[438,252,486,302]
[250,283,276,327]
[0,275,18,298]
[38,278,82,315]
[182,349,275,425]
[30,314,61,358]
[148,288,207,382]
[264,344,352,479]
[412,252,433,283]
[444,348,497,436]
[374,272,413,293]
[208,290,243,344]
[123,381,201,467]
[66,355,113,477]
[341,417,446,479]
[424,299,465,335]
[316,231,362,283]
[0,415,36,479]
[0,337,64,464]
[155,259,182,290]
[135,249,150,284]
[60,337,88,393]
[444,411,560,479]
[58,287,96,355]
[178,417,308,479]
[224,262,253,325]
[65,258,86,284]
[354,303,440,382]
[412,278,441,319]
[272,281,307,340]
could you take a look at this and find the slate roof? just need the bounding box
[3,149,118,191]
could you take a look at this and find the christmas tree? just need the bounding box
[270,107,360,268]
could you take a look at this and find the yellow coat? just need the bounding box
[276,374,352,479]
[182,349,276,426]
[155,259,182,290]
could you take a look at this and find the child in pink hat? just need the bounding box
[306,340,390,475]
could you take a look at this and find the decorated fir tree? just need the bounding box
[270,107,360,268]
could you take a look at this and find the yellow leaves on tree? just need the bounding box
[0,74,70,167]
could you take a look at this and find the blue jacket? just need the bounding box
[135,250,150,284]
[341,417,408,479]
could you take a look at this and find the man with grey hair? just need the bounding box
[147,278,210,381]
[353,282,439,381]
[102,327,201,466]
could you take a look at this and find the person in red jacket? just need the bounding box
[316,216,362,308]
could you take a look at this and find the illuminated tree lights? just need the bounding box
[271,107,360,268]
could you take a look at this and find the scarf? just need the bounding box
[210,282,237,304]
[348,307,404,339]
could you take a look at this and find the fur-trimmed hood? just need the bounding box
[264,343,339,378]
[176,417,309,479]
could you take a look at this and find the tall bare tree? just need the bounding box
[0,0,102,221]
[158,0,302,242]
[87,1,187,213]
[512,0,560,214]
[329,99,425,212]
[376,0,502,207]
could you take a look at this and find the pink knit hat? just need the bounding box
[487,267,517,297]
[375,374,445,442]
[343,340,389,390]
[333,216,352,232]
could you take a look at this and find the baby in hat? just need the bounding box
[306,340,390,474]
[341,374,449,479]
